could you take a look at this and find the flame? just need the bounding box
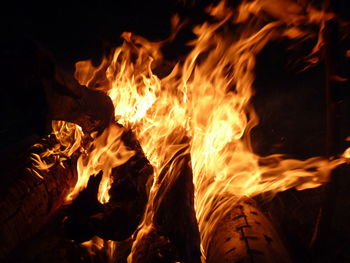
[66,123,135,203]
[81,237,116,260]
[344,148,350,159]
[73,0,347,260]
[29,120,84,177]
[30,0,349,261]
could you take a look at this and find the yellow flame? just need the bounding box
[67,123,135,203]
[31,0,349,261]
[29,120,83,178]
[76,1,348,260]
[344,147,350,159]
[81,237,116,259]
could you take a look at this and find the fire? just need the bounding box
[81,237,116,256]
[29,120,84,178]
[344,137,350,159]
[30,0,349,261]
[66,123,135,203]
[344,148,350,159]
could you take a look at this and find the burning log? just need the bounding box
[1,35,114,139]
[0,36,115,260]
[64,126,154,243]
[130,147,201,263]
[64,171,105,243]
[206,196,292,263]
[128,228,180,263]
[42,68,115,133]
[1,123,152,261]
[0,156,78,261]
[153,150,201,263]
[97,129,154,241]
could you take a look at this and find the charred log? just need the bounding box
[64,127,153,243]
[129,228,181,263]
[97,129,154,241]
[64,171,104,243]
[0,35,114,146]
[5,207,107,263]
[0,156,78,261]
[153,150,201,263]
[0,37,117,259]
[42,69,115,134]
[130,147,201,263]
[2,125,153,261]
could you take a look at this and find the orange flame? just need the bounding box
[29,120,84,178]
[30,0,349,261]
[67,123,135,203]
[81,237,116,260]
[73,0,347,260]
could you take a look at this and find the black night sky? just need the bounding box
[1,0,349,154]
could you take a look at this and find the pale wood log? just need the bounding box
[206,196,293,263]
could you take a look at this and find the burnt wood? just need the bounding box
[0,37,115,260]
[154,151,201,263]
[64,126,154,243]
[130,147,201,263]
[97,128,154,241]
[0,155,78,261]
[0,35,114,149]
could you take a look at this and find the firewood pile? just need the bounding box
[1,2,350,259]
[0,40,293,263]
[1,130,292,263]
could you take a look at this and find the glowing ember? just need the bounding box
[29,120,84,178]
[344,148,350,159]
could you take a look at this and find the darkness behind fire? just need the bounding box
[0,0,350,263]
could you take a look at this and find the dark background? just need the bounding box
[0,0,349,154]
[0,0,349,68]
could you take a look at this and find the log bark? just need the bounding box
[0,155,78,261]
[97,129,154,241]
[206,196,292,263]
[153,150,201,263]
[130,147,201,263]
[64,127,154,243]
[42,68,115,134]
[0,36,115,260]
[0,35,114,142]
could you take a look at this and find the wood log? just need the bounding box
[128,227,180,263]
[1,123,152,261]
[130,147,201,263]
[64,171,105,243]
[42,69,115,134]
[0,154,78,261]
[64,127,154,243]
[5,207,107,263]
[0,36,115,260]
[153,150,201,263]
[0,34,114,143]
[7,213,135,263]
[206,196,292,263]
[97,129,154,241]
